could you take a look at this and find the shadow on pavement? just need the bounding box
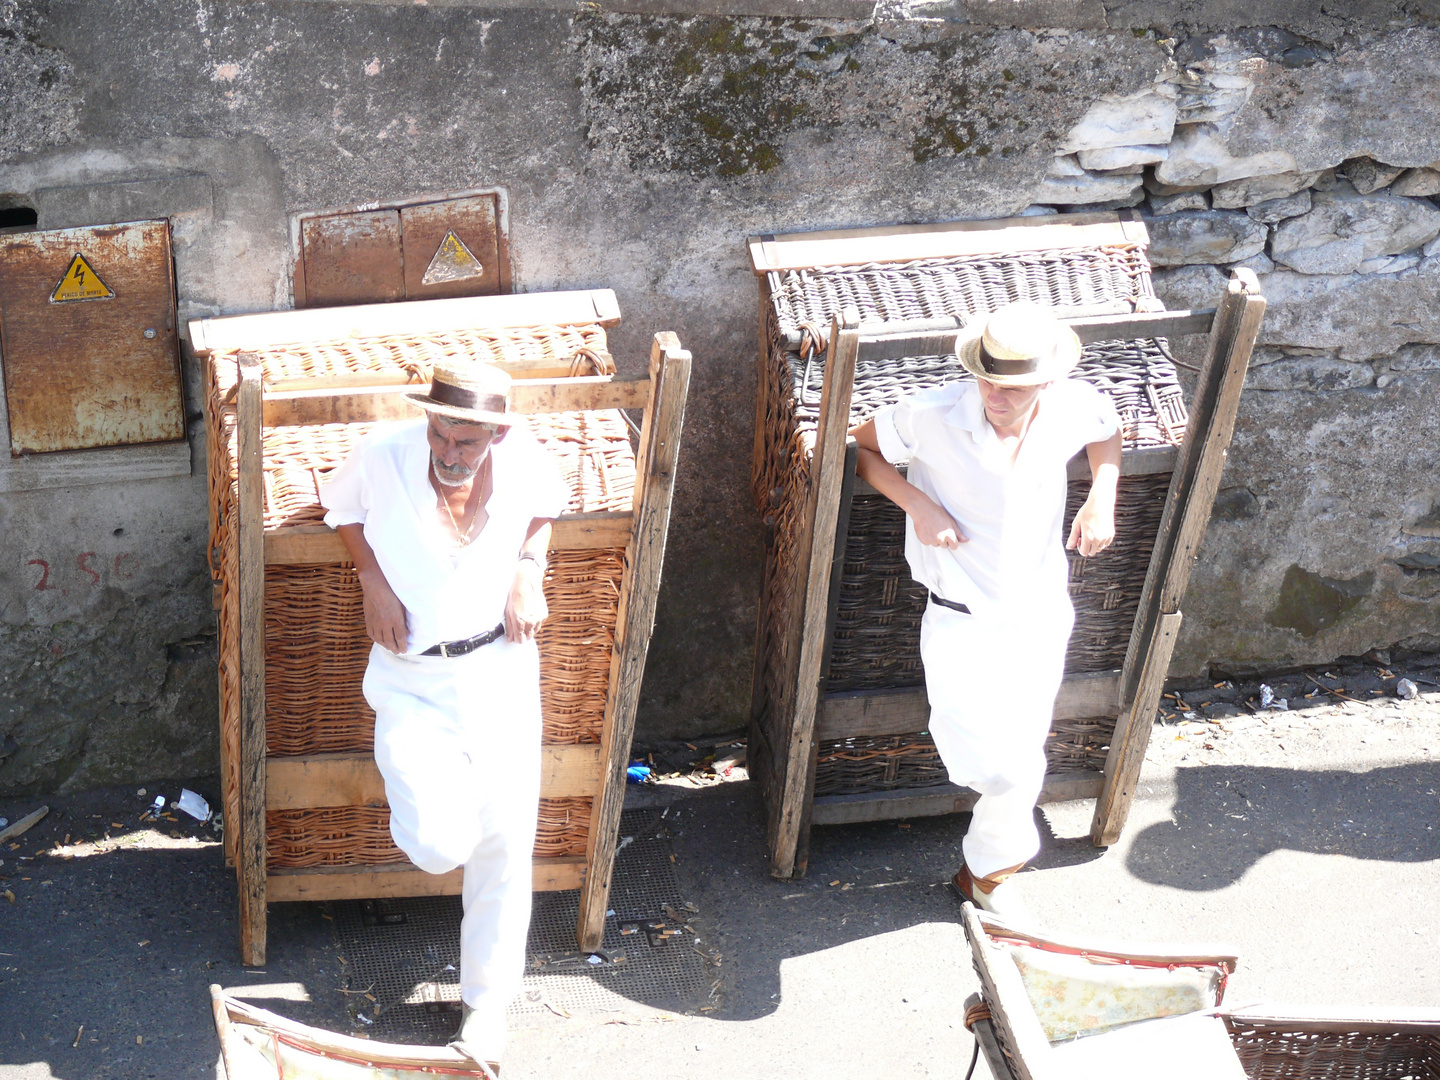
[1124,762,1440,890]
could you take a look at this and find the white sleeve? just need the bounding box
[1066,380,1122,449]
[531,445,570,520]
[319,444,370,529]
[871,396,921,465]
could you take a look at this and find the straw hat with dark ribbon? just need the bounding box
[956,303,1083,387]
[406,361,515,426]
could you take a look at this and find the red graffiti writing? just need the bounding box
[28,558,52,591]
[77,552,101,585]
[113,553,134,580]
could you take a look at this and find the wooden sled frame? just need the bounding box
[192,290,691,964]
[747,216,1265,878]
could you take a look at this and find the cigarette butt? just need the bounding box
[137,1035,143,1045]
[73,1025,83,1048]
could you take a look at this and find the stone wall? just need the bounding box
[2,0,1439,791]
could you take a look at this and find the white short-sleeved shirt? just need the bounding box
[872,378,1119,620]
[320,418,568,654]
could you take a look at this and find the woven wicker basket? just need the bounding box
[752,240,1186,802]
[205,326,631,873]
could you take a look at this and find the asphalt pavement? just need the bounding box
[2,658,1437,1079]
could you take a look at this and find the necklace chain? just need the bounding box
[439,457,489,546]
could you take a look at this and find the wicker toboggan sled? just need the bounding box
[192,290,690,964]
[746,213,1265,878]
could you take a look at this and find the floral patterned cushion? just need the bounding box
[1007,944,1223,1043]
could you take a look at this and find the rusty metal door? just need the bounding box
[293,190,509,309]
[0,219,184,455]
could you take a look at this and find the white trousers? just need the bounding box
[920,599,1072,879]
[363,639,542,1061]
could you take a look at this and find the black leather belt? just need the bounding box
[420,622,506,658]
[929,592,971,615]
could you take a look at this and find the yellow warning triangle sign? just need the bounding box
[421,231,485,286]
[50,252,115,303]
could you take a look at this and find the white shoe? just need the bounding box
[449,1005,502,1077]
[953,863,1033,923]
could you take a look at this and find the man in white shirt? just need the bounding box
[849,303,1122,918]
[320,361,567,1066]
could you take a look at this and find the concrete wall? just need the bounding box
[2,0,1439,790]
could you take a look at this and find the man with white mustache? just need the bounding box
[321,361,566,1069]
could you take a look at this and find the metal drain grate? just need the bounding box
[332,808,710,1043]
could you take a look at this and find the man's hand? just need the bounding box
[505,559,549,643]
[1066,495,1116,558]
[358,567,409,653]
[911,494,969,550]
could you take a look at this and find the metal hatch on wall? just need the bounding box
[0,219,184,455]
[292,189,510,309]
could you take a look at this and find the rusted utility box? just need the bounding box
[0,219,183,454]
[293,190,510,308]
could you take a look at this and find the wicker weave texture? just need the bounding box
[265,797,593,869]
[813,715,1117,798]
[1228,1024,1440,1080]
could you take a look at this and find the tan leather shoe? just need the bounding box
[952,861,1032,922]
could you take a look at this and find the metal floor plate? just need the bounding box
[332,808,711,1042]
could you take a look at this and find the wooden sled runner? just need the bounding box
[210,985,499,1079]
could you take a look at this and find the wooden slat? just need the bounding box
[575,334,691,952]
[1223,1007,1440,1036]
[263,512,632,565]
[816,670,1121,742]
[260,374,650,427]
[771,312,861,880]
[266,745,606,809]
[1068,308,1215,344]
[809,773,1104,826]
[1092,270,1265,846]
[188,289,622,357]
[264,857,586,901]
[236,351,268,967]
[748,212,1146,273]
[962,904,1063,1080]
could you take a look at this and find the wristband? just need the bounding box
[518,551,547,573]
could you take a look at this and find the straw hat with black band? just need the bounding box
[955,302,1083,388]
[406,362,516,427]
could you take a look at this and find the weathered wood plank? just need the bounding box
[962,904,1072,1080]
[1092,270,1264,846]
[263,512,632,565]
[265,857,586,901]
[1091,612,1182,847]
[771,312,861,880]
[266,745,605,810]
[809,773,1105,826]
[748,212,1145,273]
[188,289,622,356]
[1068,308,1215,344]
[236,351,268,967]
[261,374,650,427]
[853,445,1176,498]
[576,334,690,951]
[816,670,1121,741]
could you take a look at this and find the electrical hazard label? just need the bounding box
[420,230,485,286]
[50,253,115,303]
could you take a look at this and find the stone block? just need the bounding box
[1245,356,1375,391]
[1057,85,1178,155]
[1271,184,1440,275]
[1155,123,1301,188]
[1033,172,1144,206]
[1231,251,1275,274]
[1148,190,1208,216]
[1076,144,1168,171]
[1342,156,1405,195]
[1391,168,1440,197]
[1355,253,1422,275]
[1143,209,1268,267]
[1153,260,1440,361]
[1211,171,1321,209]
[1247,190,1311,224]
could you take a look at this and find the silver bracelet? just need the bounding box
[518,551,547,572]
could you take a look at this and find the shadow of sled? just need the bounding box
[211,986,498,1079]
